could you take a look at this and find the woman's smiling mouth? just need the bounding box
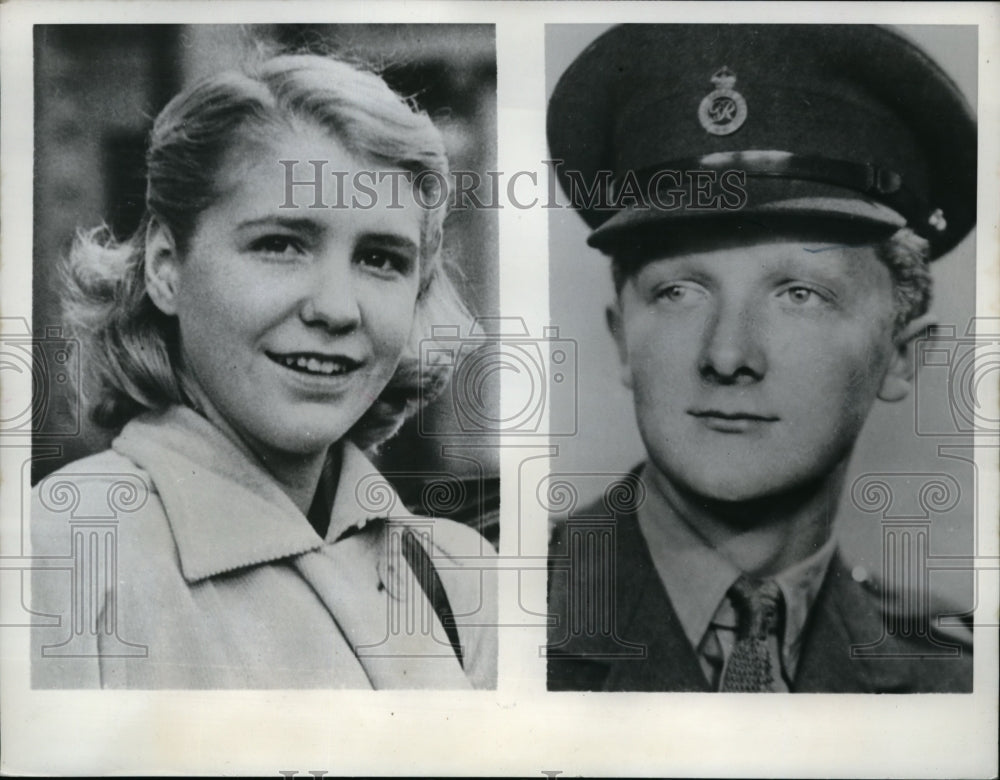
[266,351,363,377]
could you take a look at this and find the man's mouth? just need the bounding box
[267,352,362,377]
[688,410,780,432]
[689,410,779,422]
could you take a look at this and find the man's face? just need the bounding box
[610,235,916,505]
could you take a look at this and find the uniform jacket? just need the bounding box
[548,491,972,693]
[31,406,496,689]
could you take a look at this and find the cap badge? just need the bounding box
[928,208,947,232]
[698,66,748,136]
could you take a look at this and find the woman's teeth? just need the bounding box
[279,355,354,376]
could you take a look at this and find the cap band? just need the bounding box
[611,150,924,225]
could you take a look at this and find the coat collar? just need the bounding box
[113,406,395,583]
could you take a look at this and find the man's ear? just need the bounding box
[144,218,182,316]
[606,300,633,390]
[878,313,936,402]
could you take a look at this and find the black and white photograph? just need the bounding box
[25,23,499,690]
[1,2,997,778]
[546,23,980,693]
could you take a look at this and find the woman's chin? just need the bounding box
[261,424,352,457]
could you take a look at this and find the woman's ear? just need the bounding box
[878,313,936,403]
[144,218,181,316]
[606,301,633,390]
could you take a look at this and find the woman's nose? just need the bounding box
[697,296,767,384]
[299,253,362,332]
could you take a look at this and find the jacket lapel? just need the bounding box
[795,554,877,692]
[550,501,710,692]
[603,557,711,692]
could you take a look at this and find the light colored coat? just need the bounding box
[31,406,496,689]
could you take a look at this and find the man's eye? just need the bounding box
[655,283,695,302]
[781,285,823,305]
[249,235,305,257]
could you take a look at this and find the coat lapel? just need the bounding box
[295,525,471,690]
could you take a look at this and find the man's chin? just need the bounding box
[654,463,836,514]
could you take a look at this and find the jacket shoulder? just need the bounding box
[850,563,974,648]
[825,558,973,692]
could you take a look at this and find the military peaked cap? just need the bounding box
[548,24,977,258]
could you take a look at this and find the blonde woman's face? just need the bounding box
[154,125,422,462]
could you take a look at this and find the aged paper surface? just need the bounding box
[1,0,997,776]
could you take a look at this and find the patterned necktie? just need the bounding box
[720,576,784,692]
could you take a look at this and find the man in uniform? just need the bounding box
[546,24,975,692]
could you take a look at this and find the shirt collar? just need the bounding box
[636,479,741,651]
[772,535,837,673]
[636,466,837,670]
[113,406,396,583]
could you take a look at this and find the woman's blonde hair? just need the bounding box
[63,53,471,451]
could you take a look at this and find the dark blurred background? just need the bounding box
[32,24,499,538]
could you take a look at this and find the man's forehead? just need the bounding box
[612,222,891,273]
[627,241,886,280]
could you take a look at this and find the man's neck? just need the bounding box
[645,464,846,577]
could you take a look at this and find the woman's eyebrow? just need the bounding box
[235,216,325,237]
[359,233,419,255]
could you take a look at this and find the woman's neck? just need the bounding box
[646,464,845,577]
[180,380,334,516]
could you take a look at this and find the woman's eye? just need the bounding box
[358,249,413,275]
[249,235,305,257]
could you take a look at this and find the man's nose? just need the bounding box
[697,296,767,384]
[299,252,362,332]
